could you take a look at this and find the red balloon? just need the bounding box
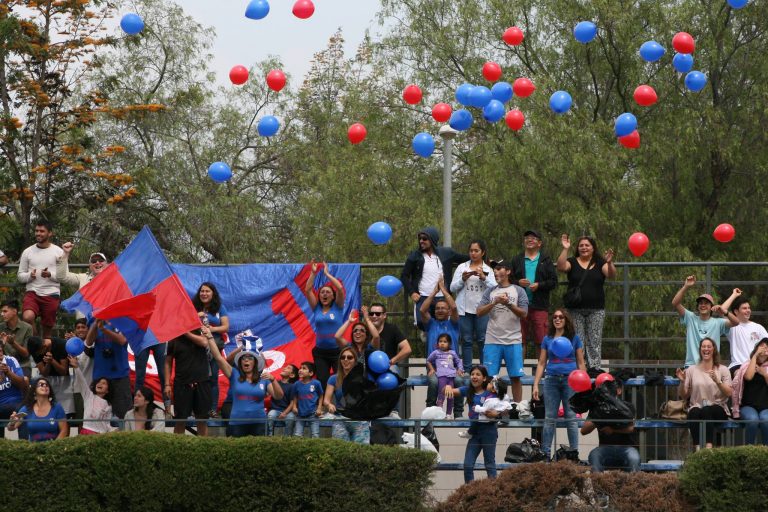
[568,369,592,393]
[512,77,535,98]
[595,372,615,387]
[266,69,286,92]
[482,61,502,82]
[713,223,736,243]
[627,232,650,257]
[229,65,248,85]
[672,32,695,54]
[347,123,367,144]
[292,0,315,19]
[633,85,657,106]
[618,130,640,149]
[505,109,525,131]
[502,26,524,46]
[402,84,423,105]
[432,103,452,122]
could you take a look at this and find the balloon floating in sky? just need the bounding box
[482,100,505,123]
[120,13,144,35]
[245,0,270,20]
[376,275,403,297]
[502,26,524,46]
[412,132,435,157]
[618,130,640,149]
[207,162,232,183]
[639,40,666,62]
[266,69,286,91]
[257,116,280,137]
[455,83,475,106]
[512,77,535,98]
[449,109,473,131]
[468,86,492,108]
[347,123,367,144]
[482,62,502,82]
[491,82,513,103]
[685,71,707,92]
[432,103,452,123]
[367,222,392,245]
[292,0,315,19]
[614,113,637,137]
[727,0,749,9]
[672,32,695,54]
[627,232,650,256]
[505,109,525,131]
[573,21,597,43]
[672,53,694,73]
[229,65,249,85]
[549,91,572,114]
[713,223,735,243]
[402,84,423,105]
[633,85,657,106]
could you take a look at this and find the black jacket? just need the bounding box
[510,252,558,310]
[400,227,468,296]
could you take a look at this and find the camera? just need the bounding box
[102,347,114,358]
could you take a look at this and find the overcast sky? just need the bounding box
[177,0,382,86]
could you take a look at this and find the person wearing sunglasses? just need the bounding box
[324,346,370,444]
[334,306,380,361]
[56,241,109,294]
[9,377,68,441]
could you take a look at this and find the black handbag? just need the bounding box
[504,438,546,463]
[563,259,590,308]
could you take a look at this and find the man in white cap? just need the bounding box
[56,242,109,292]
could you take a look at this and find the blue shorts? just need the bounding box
[482,344,524,378]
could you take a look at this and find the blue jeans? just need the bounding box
[331,416,370,444]
[463,422,498,483]
[294,417,320,438]
[229,421,266,437]
[459,313,489,370]
[740,406,768,445]
[427,374,466,416]
[267,409,295,436]
[588,446,640,472]
[542,374,578,457]
[133,343,167,398]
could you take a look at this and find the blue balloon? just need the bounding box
[376,275,403,297]
[685,71,707,92]
[482,100,505,123]
[468,86,492,108]
[639,41,666,62]
[245,0,270,19]
[672,53,694,73]
[366,371,377,382]
[376,372,399,391]
[727,0,749,8]
[412,132,435,158]
[257,116,280,137]
[549,91,572,114]
[65,337,85,357]
[367,350,390,374]
[207,162,232,183]
[614,113,638,137]
[573,21,597,43]
[491,81,513,103]
[455,83,475,106]
[449,109,473,131]
[550,336,573,358]
[367,222,392,245]
[120,13,144,35]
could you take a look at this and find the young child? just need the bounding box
[292,362,323,438]
[426,333,464,419]
[267,364,298,436]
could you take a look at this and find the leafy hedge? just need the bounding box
[679,445,768,511]
[0,433,434,511]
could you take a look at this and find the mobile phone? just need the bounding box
[16,412,27,419]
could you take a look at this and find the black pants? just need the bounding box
[688,405,728,446]
[312,346,339,388]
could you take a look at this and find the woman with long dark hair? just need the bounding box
[9,376,68,441]
[334,306,380,360]
[303,261,346,387]
[68,355,113,435]
[192,282,230,418]
[123,387,165,431]
[733,338,768,444]
[324,346,370,444]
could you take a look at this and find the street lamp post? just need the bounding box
[439,125,458,247]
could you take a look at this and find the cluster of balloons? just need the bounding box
[229,66,287,92]
[567,369,615,393]
[367,350,399,390]
[245,0,315,20]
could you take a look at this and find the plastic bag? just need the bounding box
[401,432,441,463]
[504,438,546,463]
[589,381,634,427]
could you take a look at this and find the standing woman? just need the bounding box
[9,376,69,441]
[556,234,616,371]
[676,338,733,450]
[451,239,496,370]
[532,309,587,459]
[304,261,346,387]
[206,333,282,437]
[324,346,370,444]
[192,282,230,418]
[334,306,380,361]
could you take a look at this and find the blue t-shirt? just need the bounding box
[326,374,343,405]
[425,317,460,356]
[18,403,66,442]
[458,387,497,420]
[680,309,730,367]
[294,379,323,417]
[524,253,540,302]
[204,305,229,327]
[229,368,268,425]
[92,327,129,380]
[314,304,344,350]
[0,356,24,406]
[542,335,583,375]
[270,381,295,412]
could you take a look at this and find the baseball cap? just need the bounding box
[89,252,108,262]
[490,259,512,270]
[523,229,542,240]
[696,294,715,305]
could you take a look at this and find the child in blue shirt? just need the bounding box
[292,362,323,438]
[267,364,298,436]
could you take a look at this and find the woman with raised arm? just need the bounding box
[303,261,346,386]
[334,306,380,361]
[191,282,230,418]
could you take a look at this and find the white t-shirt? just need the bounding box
[727,321,768,369]
[418,253,444,297]
[480,284,529,345]
[17,244,64,296]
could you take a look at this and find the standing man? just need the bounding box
[369,302,412,419]
[401,227,468,331]
[0,300,33,378]
[17,220,64,337]
[477,261,529,402]
[56,242,109,290]
[725,295,768,375]
[84,319,132,419]
[672,276,739,367]
[165,325,211,436]
[511,230,558,360]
